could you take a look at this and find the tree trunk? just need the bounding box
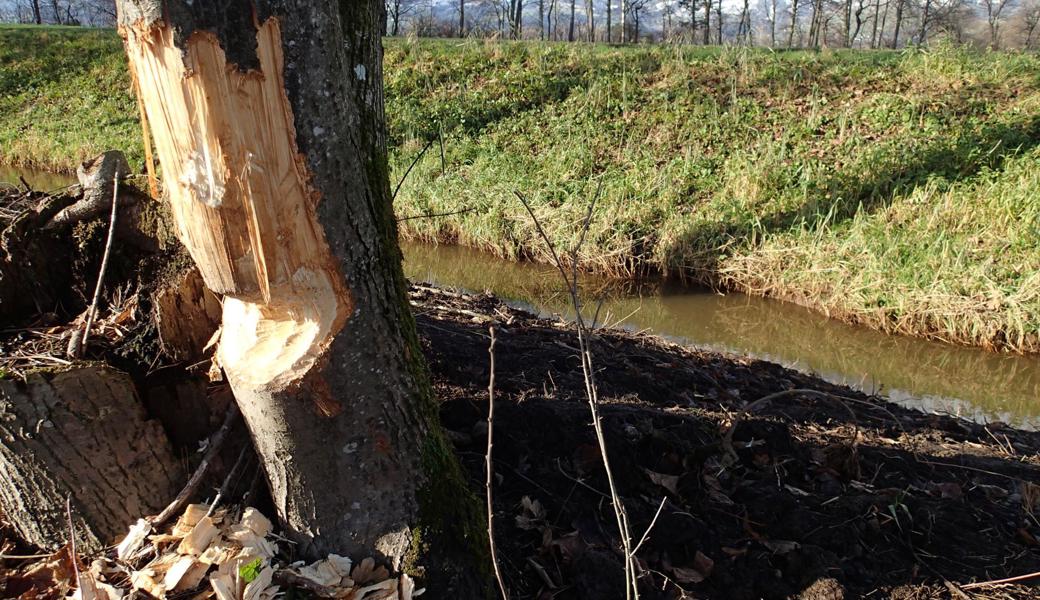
[586,0,595,41]
[31,0,42,24]
[0,366,182,552]
[788,0,799,46]
[621,0,627,42]
[705,0,712,43]
[460,0,465,36]
[716,0,722,43]
[540,0,545,39]
[116,0,486,586]
[870,0,881,47]
[917,0,930,43]
[569,0,576,40]
[770,0,777,45]
[607,0,612,41]
[891,0,904,47]
[49,0,60,24]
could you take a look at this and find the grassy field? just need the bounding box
[3,26,1039,352]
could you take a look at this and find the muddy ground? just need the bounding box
[2,184,1040,599]
[411,285,1040,600]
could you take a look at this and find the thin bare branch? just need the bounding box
[486,326,510,599]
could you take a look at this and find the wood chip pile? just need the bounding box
[4,504,422,600]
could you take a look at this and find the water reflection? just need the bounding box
[0,165,76,193]
[402,241,1040,430]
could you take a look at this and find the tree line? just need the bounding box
[387,0,1040,49]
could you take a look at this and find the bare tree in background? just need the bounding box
[1020,0,1040,47]
[916,0,932,43]
[508,0,523,37]
[568,0,576,39]
[737,0,753,43]
[789,0,802,45]
[889,0,905,46]
[386,0,418,35]
[984,0,1014,47]
[585,0,595,40]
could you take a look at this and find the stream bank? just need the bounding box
[413,284,1040,599]
[1,176,1039,600]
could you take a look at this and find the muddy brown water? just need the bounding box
[0,165,77,194]
[8,166,1036,429]
[402,241,1040,430]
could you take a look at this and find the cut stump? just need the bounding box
[0,366,182,552]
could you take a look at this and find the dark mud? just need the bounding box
[411,285,1040,600]
[3,183,1040,599]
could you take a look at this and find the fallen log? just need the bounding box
[0,365,182,552]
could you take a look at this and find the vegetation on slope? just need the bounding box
[386,38,1040,352]
[0,25,139,171]
[2,25,1038,352]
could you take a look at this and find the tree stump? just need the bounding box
[0,366,182,552]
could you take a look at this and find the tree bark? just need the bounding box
[705,0,712,44]
[31,0,42,24]
[116,0,486,587]
[569,0,576,40]
[891,0,904,47]
[0,366,182,552]
[788,0,799,46]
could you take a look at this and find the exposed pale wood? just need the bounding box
[0,366,181,552]
[121,18,351,391]
[154,267,222,362]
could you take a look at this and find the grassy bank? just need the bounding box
[0,25,140,171]
[2,26,1038,352]
[386,39,1040,352]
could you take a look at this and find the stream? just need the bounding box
[5,166,1036,430]
[402,241,1040,430]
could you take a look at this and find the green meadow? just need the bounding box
[3,26,1038,351]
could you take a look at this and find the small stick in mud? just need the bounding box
[149,404,241,527]
[485,326,509,599]
[514,189,640,599]
[70,175,120,358]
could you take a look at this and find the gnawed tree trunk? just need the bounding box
[154,267,222,363]
[0,366,181,552]
[116,0,487,588]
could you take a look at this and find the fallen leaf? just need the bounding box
[644,469,680,495]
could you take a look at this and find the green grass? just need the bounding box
[0,25,140,171]
[386,38,1040,352]
[2,26,1039,352]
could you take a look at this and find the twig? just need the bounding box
[514,190,639,600]
[486,327,509,600]
[631,497,667,555]
[396,207,477,222]
[438,122,447,173]
[149,404,241,526]
[0,552,56,560]
[74,175,120,357]
[391,139,435,201]
[961,570,1040,589]
[217,443,251,504]
[66,497,84,595]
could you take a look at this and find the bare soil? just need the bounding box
[2,185,1040,599]
[411,285,1040,600]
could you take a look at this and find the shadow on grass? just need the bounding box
[660,111,1040,277]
